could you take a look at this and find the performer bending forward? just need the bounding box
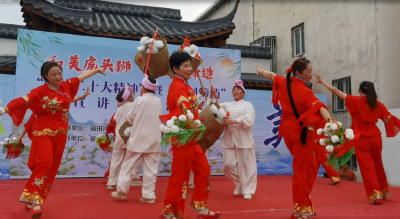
[315,75,400,205]
[112,76,162,203]
[256,58,333,219]
[160,52,221,219]
[211,80,257,200]
[0,62,105,219]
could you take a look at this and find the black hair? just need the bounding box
[359,81,377,110]
[286,58,311,145]
[115,89,125,102]
[143,76,157,93]
[169,51,192,74]
[40,61,63,83]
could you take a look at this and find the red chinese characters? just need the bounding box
[83,56,98,70]
[115,60,132,75]
[101,58,114,73]
[68,54,82,72]
[201,66,214,79]
[47,55,64,67]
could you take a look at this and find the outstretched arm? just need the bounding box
[255,64,276,80]
[72,87,90,103]
[315,74,347,101]
[77,68,106,82]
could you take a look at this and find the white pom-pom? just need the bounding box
[163,127,171,133]
[325,123,332,129]
[151,47,159,53]
[326,145,334,153]
[195,120,201,127]
[159,125,165,132]
[217,108,227,120]
[331,135,339,143]
[137,45,146,52]
[5,138,10,142]
[178,115,186,122]
[154,40,164,49]
[188,112,194,120]
[319,138,326,146]
[330,124,338,130]
[198,109,202,114]
[12,137,18,142]
[345,129,353,134]
[171,126,179,133]
[0,141,4,146]
[338,122,342,127]
[140,36,150,45]
[182,47,191,55]
[210,104,219,115]
[146,38,154,45]
[146,48,151,53]
[166,120,175,128]
[171,116,177,121]
[317,128,323,135]
[346,132,355,140]
[124,126,132,136]
[189,44,198,53]
[0,107,4,114]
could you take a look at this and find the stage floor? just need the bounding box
[0,175,399,219]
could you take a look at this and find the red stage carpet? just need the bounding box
[0,175,399,219]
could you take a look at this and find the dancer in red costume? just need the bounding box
[256,58,334,219]
[0,61,106,219]
[159,52,221,219]
[315,75,400,205]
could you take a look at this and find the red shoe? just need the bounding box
[25,204,32,211]
[374,199,383,205]
[197,211,221,219]
[291,214,309,219]
[30,206,42,219]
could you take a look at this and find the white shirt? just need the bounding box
[113,101,134,149]
[220,99,256,148]
[126,93,162,153]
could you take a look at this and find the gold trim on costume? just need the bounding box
[293,202,315,215]
[20,189,44,205]
[368,190,383,202]
[382,188,391,197]
[162,204,175,216]
[190,200,208,210]
[308,125,314,132]
[33,128,68,137]
[312,100,320,107]
[331,177,340,183]
[181,182,188,200]
[177,95,189,106]
[22,95,29,107]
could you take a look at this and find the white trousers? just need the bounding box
[223,147,257,195]
[117,151,160,199]
[107,148,142,185]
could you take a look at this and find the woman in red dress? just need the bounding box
[0,61,105,219]
[315,75,400,205]
[256,58,334,219]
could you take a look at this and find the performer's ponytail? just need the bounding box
[286,58,310,145]
[359,81,377,110]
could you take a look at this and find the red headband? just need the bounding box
[286,64,293,74]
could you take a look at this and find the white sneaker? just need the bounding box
[107,185,116,190]
[130,180,143,187]
[111,191,127,199]
[188,184,195,189]
[139,198,156,204]
[244,193,252,199]
[234,186,241,196]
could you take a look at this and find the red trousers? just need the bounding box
[283,130,316,216]
[20,134,67,205]
[162,143,211,219]
[314,145,340,183]
[355,135,390,202]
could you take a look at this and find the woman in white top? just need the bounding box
[211,80,257,200]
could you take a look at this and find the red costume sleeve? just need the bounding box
[24,113,37,140]
[379,102,400,137]
[160,86,194,125]
[272,75,285,106]
[345,95,359,115]
[6,94,34,126]
[106,113,116,136]
[65,77,81,100]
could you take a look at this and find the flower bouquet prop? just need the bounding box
[0,99,6,135]
[1,133,25,159]
[159,105,205,148]
[134,29,170,79]
[317,120,359,169]
[95,134,114,153]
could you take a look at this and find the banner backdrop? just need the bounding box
[0,29,327,179]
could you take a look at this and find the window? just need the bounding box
[332,76,351,112]
[250,36,277,73]
[292,23,305,56]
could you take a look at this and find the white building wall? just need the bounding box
[0,38,17,56]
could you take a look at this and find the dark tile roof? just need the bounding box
[0,56,17,69]
[21,0,240,39]
[241,73,272,85]
[54,0,182,20]
[0,23,26,39]
[223,44,272,59]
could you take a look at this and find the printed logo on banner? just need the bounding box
[0,163,10,180]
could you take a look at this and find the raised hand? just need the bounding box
[255,64,263,76]
[314,73,324,84]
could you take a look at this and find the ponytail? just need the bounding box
[359,81,377,110]
[286,58,310,145]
